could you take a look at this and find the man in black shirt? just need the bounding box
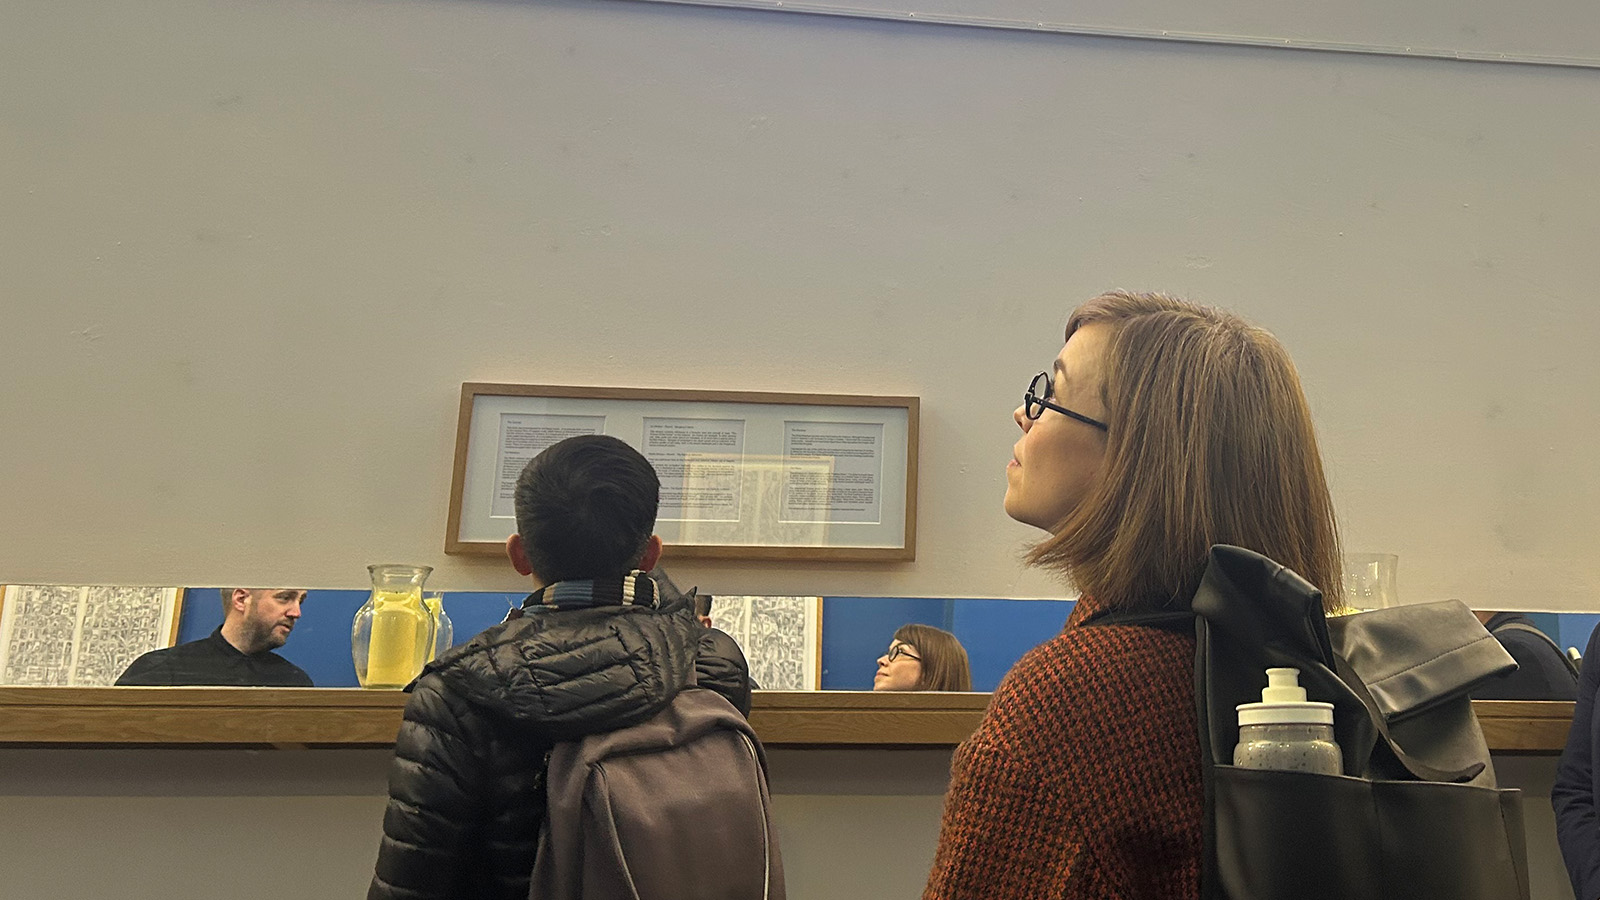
[116,588,314,686]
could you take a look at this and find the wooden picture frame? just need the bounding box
[0,585,186,686]
[446,383,919,561]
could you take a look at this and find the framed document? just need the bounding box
[0,585,185,686]
[446,384,919,561]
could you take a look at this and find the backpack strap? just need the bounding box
[1493,621,1581,681]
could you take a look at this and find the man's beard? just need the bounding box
[245,618,289,653]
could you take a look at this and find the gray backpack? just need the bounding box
[528,686,785,900]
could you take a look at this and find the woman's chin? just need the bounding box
[1003,499,1054,532]
[1002,493,1036,528]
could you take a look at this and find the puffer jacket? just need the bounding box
[367,593,751,900]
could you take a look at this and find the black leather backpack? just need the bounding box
[1090,544,1529,900]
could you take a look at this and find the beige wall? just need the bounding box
[0,748,1575,900]
[4,0,1600,607]
[3,3,1596,896]
[0,748,952,900]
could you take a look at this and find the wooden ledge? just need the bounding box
[1472,699,1576,753]
[0,687,1570,752]
[0,687,991,748]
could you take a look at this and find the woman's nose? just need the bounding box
[877,654,889,666]
[1014,404,1030,431]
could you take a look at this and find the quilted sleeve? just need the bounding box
[696,628,754,716]
[368,676,491,900]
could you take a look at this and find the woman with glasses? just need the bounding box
[923,291,1341,900]
[874,624,972,692]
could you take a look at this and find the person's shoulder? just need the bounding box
[1494,622,1558,653]
[114,648,172,684]
[987,620,1192,724]
[698,626,746,661]
[1014,617,1188,680]
[125,645,176,665]
[1491,622,1573,667]
[975,619,1196,767]
[114,636,213,684]
[153,636,215,657]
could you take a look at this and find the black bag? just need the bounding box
[1092,544,1529,900]
[528,685,785,900]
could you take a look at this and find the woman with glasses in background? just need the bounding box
[923,291,1342,900]
[874,624,972,692]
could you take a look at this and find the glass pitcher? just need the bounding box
[1342,552,1400,610]
[424,593,453,662]
[352,564,434,689]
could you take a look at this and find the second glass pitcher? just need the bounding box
[424,593,453,663]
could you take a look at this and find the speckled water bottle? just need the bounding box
[1233,667,1341,776]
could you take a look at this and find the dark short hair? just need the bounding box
[513,435,660,584]
[694,594,713,619]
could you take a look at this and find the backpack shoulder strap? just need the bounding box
[1493,621,1581,680]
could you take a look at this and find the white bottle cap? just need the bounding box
[1236,667,1334,726]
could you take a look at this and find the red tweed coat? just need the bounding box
[924,594,1204,900]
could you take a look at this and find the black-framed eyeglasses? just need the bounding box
[1024,371,1109,432]
[885,644,921,663]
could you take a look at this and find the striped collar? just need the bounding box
[516,570,659,614]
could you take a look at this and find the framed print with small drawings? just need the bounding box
[0,585,185,686]
[707,596,823,691]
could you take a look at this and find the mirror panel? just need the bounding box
[3,583,1594,692]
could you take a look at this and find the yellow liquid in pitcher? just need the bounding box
[366,591,427,688]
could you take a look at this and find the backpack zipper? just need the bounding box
[738,731,772,900]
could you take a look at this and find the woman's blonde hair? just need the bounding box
[893,624,973,692]
[1028,291,1343,612]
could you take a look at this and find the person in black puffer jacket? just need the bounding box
[367,435,753,900]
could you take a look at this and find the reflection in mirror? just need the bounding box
[116,588,315,687]
[159,588,522,688]
[870,625,972,693]
[0,585,182,685]
[703,596,821,690]
[820,597,1071,691]
[7,583,1594,694]
[1471,609,1585,701]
